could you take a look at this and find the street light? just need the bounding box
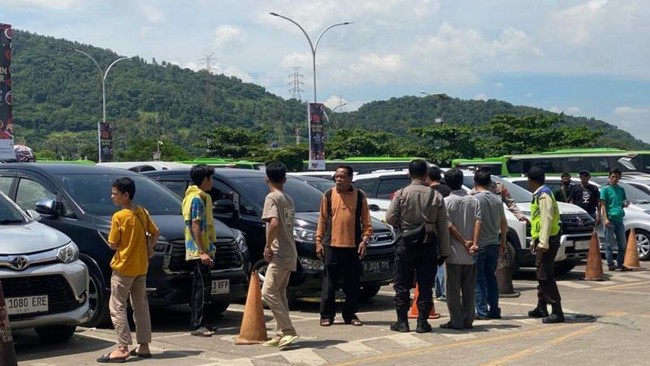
[269,12,352,103]
[74,49,129,162]
[329,101,348,129]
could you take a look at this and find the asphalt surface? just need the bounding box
[13,261,650,366]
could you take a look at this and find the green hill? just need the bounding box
[8,30,649,160]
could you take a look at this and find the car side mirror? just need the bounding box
[213,199,236,216]
[34,199,58,216]
[368,203,380,212]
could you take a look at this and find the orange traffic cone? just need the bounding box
[408,283,441,319]
[235,271,268,345]
[623,228,642,270]
[0,282,18,366]
[583,231,605,281]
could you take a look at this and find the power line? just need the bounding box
[288,66,304,100]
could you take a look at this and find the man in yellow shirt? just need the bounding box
[97,177,159,363]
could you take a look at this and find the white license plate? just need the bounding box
[574,240,591,251]
[6,295,48,315]
[363,260,391,273]
[211,279,230,295]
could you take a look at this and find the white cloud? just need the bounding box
[0,0,85,10]
[565,106,581,114]
[213,25,244,49]
[135,1,165,24]
[614,106,649,115]
[474,94,488,101]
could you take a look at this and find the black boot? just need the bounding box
[390,309,410,333]
[416,319,432,333]
[528,301,549,318]
[543,303,565,324]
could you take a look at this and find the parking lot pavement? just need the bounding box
[14,261,650,366]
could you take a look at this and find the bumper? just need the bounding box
[557,233,592,263]
[2,260,90,330]
[146,268,249,307]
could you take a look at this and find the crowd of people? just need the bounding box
[95,161,632,362]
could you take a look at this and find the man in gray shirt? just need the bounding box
[441,168,480,330]
[472,169,508,320]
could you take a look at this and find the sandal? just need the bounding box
[129,348,153,358]
[191,326,215,337]
[320,318,334,327]
[344,316,363,326]
[96,353,128,363]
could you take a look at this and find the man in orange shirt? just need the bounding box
[316,165,373,327]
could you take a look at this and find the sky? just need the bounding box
[2,0,650,143]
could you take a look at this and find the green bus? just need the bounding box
[303,156,432,173]
[176,158,264,170]
[453,148,650,177]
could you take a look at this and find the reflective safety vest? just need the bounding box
[530,186,561,240]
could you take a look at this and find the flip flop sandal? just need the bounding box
[345,317,363,326]
[96,353,128,363]
[129,349,153,358]
[320,318,334,326]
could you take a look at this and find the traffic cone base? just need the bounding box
[583,231,605,281]
[407,283,441,319]
[623,229,642,270]
[235,271,268,345]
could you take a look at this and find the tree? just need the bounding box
[204,126,268,158]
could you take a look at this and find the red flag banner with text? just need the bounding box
[99,122,113,162]
[0,24,14,161]
[308,103,327,170]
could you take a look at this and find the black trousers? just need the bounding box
[190,260,212,330]
[535,235,562,305]
[320,247,362,321]
[393,243,436,317]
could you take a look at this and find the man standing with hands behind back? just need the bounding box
[316,165,373,327]
[183,164,217,337]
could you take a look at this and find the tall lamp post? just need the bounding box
[330,101,348,129]
[269,12,352,103]
[75,49,128,162]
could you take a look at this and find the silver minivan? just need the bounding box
[0,191,89,343]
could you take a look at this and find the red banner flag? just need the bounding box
[0,24,14,161]
[308,103,327,170]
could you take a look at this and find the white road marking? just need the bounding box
[387,333,431,349]
[335,339,381,357]
[612,275,640,282]
[275,347,328,366]
[557,281,591,289]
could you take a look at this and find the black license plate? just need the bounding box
[363,260,391,273]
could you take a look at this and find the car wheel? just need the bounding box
[81,267,111,328]
[208,301,230,314]
[359,285,381,302]
[554,262,575,275]
[35,325,76,343]
[634,229,650,260]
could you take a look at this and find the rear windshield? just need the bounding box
[463,175,533,203]
[54,173,182,216]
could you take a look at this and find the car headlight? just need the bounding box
[57,242,79,263]
[300,257,324,271]
[294,227,316,243]
[232,229,248,252]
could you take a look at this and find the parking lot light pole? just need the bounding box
[74,49,128,162]
[269,12,351,103]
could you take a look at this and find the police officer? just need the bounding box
[527,167,564,323]
[386,160,451,333]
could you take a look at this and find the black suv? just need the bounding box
[144,168,396,301]
[0,163,249,326]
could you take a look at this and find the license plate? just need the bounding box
[6,295,48,315]
[363,260,391,274]
[574,240,591,251]
[211,279,230,295]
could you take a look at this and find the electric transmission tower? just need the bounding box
[288,67,304,100]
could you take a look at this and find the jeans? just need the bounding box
[605,219,627,268]
[434,263,446,299]
[474,245,499,318]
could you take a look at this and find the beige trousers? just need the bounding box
[109,271,152,346]
[261,262,297,337]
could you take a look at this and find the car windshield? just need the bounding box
[230,176,323,213]
[0,194,25,224]
[463,175,533,203]
[592,177,650,204]
[305,179,335,192]
[54,173,183,216]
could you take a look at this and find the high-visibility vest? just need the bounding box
[530,186,561,240]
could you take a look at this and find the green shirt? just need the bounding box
[600,184,626,222]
